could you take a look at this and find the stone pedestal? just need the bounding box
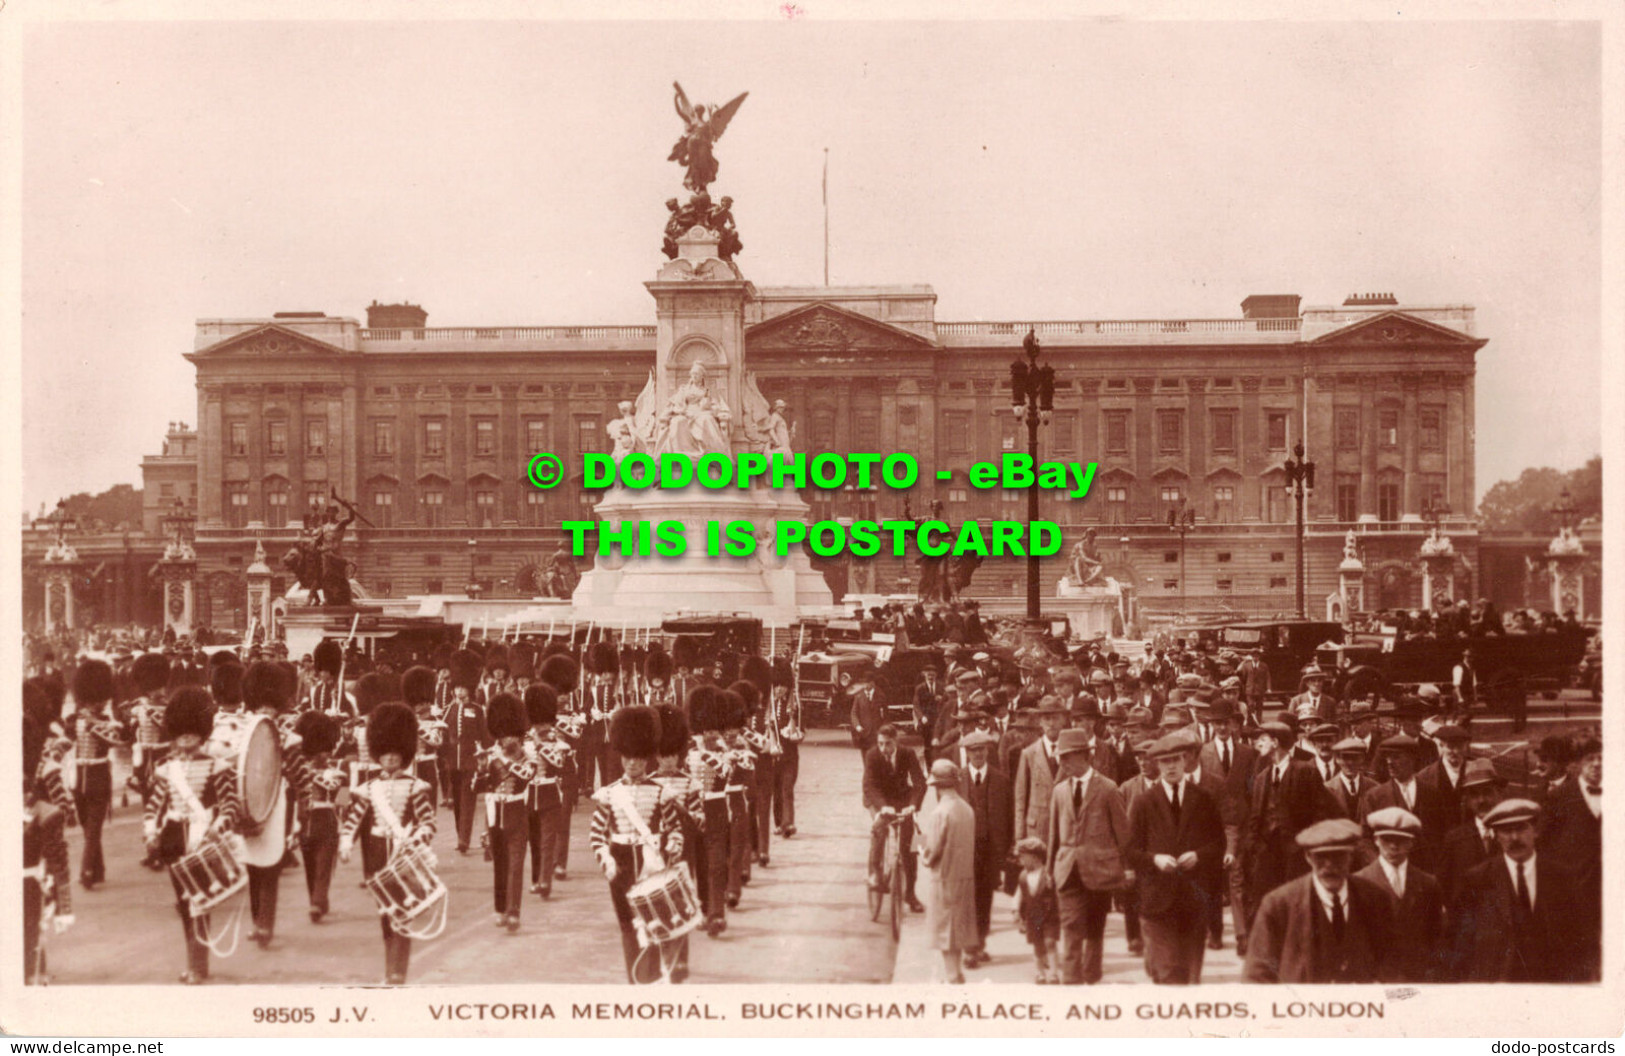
[42,566,77,633]
[1338,554,1365,617]
[1421,553,1454,611]
[245,540,274,642]
[571,225,834,625]
[159,543,198,638]
[1547,529,1586,618]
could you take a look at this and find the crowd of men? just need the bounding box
[850,640,1602,985]
[21,631,804,986]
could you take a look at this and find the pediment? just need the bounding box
[746,302,937,354]
[193,323,351,357]
[1311,311,1480,348]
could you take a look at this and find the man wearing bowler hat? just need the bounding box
[1414,722,1472,868]
[1046,727,1130,983]
[1437,757,1504,903]
[1125,731,1224,984]
[958,728,1012,967]
[1243,818,1394,984]
[1356,807,1444,982]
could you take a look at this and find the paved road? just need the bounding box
[40,731,892,986]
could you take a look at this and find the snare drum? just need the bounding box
[364,843,447,936]
[208,713,282,828]
[171,832,248,918]
[626,863,702,948]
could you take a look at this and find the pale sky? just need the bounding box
[19,17,1602,516]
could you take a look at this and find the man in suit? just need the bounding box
[1357,734,1424,826]
[1326,737,1378,821]
[1237,654,1268,724]
[1242,721,1339,932]
[1356,807,1444,982]
[1045,728,1131,983]
[913,667,944,761]
[1116,735,1159,956]
[1414,723,1471,870]
[847,663,883,754]
[1126,731,1226,984]
[1244,818,1395,984]
[1181,731,1232,951]
[1013,699,1068,841]
[1198,703,1258,954]
[1303,724,1342,785]
[1539,733,1600,968]
[1438,758,1504,903]
[862,723,927,913]
[1449,798,1597,982]
[958,729,1013,967]
[1287,666,1334,724]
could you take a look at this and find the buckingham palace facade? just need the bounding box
[154,287,1482,629]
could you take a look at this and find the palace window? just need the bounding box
[372,489,394,528]
[475,419,496,457]
[944,412,972,455]
[306,419,326,456]
[1421,474,1447,512]
[1266,485,1286,524]
[1420,407,1443,450]
[1163,579,1179,591]
[1051,413,1076,454]
[425,578,443,594]
[1212,485,1235,522]
[266,420,287,457]
[1271,552,1285,562]
[1378,481,1402,525]
[474,490,497,527]
[424,554,442,567]
[228,421,249,457]
[1335,409,1359,451]
[1158,410,1184,454]
[373,420,395,457]
[422,489,445,527]
[1160,484,1183,504]
[1378,408,1399,449]
[1216,578,1233,592]
[523,490,547,526]
[576,417,601,456]
[266,484,289,528]
[423,419,446,457]
[1267,412,1288,451]
[1104,411,1130,455]
[1270,575,1288,589]
[160,483,174,498]
[226,484,249,528]
[1104,485,1128,524]
[1336,479,1359,522]
[1164,551,1178,563]
[1216,551,1232,563]
[1105,379,1128,392]
[1210,410,1237,454]
[948,488,968,504]
[526,419,549,453]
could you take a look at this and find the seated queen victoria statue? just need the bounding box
[655,361,732,457]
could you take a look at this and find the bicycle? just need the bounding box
[868,806,915,942]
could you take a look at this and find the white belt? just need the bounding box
[490,792,526,803]
[23,864,46,882]
[608,834,646,846]
[704,791,728,801]
[79,758,110,766]
[310,802,337,810]
[530,777,557,786]
[725,785,745,793]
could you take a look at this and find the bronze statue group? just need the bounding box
[21,633,803,986]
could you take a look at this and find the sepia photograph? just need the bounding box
[5,0,1619,1040]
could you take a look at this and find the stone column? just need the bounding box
[1338,547,1365,617]
[1419,533,1455,611]
[244,538,274,641]
[42,558,78,634]
[1546,530,1586,619]
[159,551,198,638]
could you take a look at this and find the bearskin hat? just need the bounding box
[242,660,290,713]
[131,653,171,695]
[726,679,760,716]
[510,650,535,682]
[366,702,418,764]
[686,684,720,734]
[163,685,215,740]
[430,643,453,670]
[585,640,619,677]
[655,703,689,757]
[24,677,61,727]
[401,666,437,706]
[72,659,114,706]
[643,647,674,685]
[540,638,572,660]
[523,684,558,728]
[449,649,484,692]
[378,670,403,703]
[208,649,238,669]
[608,706,661,759]
[166,660,201,691]
[275,661,300,704]
[671,635,705,670]
[714,651,740,687]
[620,643,644,680]
[313,639,343,678]
[539,654,580,694]
[772,655,795,689]
[294,710,341,756]
[352,672,390,717]
[486,691,528,741]
[742,655,773,696]
[716,688,747,730]
[484,643,512,677]
[211,661,245,707]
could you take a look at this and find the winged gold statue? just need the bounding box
[668,82,749,194]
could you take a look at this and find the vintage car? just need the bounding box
[1314,625,1592,711]
[1218,620,1345,699]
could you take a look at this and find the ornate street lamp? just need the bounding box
[1009,328,1055,623]
[1550,487,1577,533]
[1283,440,1316,618]
[1167,497,1196,617]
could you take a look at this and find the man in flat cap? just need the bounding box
[1126,731,1225,984]
[1448,799,1597,982]
[1244,818,1395,983]
[1198,699,1257,954]
[918,758,978,983]
[1355,807,1444,982]
[1326,736,1378,822]
[1242,720,1339,934]
[958,728,1012,967]
[1437,758,1504,903]
[1413,722,1472,870]
[1046,728,1131,983]
[1014,696,1069,842]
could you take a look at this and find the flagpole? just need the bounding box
[822,147,830,287]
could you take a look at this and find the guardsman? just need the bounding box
[68,659,124,890]
[643,647,675,709]
[143,686,243,985]
[590,706,686,982]
[478,644,514,706]
[307,639,349,717]
[523,684,572,897]
[581,640,623,791]
[1243,818,1395,984]
[741,657,779,867]
[720,684,758,896]
[290,710,343,923]
[240,661,298,948]
[686,685,733,936]
[476,692,533,933]
[1448,798,1597,982]
[1356,807,1444,982]
[127,652,172,814]
[340,703,436,985]
[23,716,74,985]
[401,666,444,810]
[650,702,702,982]
[771,666,803,838]
[442,649,490,855]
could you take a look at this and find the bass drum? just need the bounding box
[209,713,283,829]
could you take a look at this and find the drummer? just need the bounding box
[142,686,244,985]
[650,702,702,983]
[402,666,444,811]
[339,702,436,986]
[290,711,343,923]
[241,661,298,949]
[589,706,686,982]
[522,683,572,899]
[23,715,75,985]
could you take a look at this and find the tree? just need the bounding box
[1477,456,1600,533]
[56,484,144,532]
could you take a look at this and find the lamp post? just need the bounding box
[1167,497,1196,617]
[466,538,482,600]
[1283,440,1316,619]
[1550,487,1577,534]
[1009,328,1055,624]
